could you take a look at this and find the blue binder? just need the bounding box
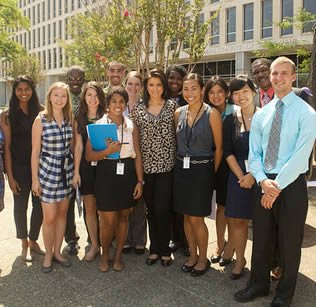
[87,124,120,159]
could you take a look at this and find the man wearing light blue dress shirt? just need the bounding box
[235,57,316,306]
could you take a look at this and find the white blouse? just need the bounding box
[96,114,136,159]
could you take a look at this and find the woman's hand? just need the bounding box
[239,173,255,189]
[32,180,41,197]
[72,173,81,189]
[133,182,143,200]
[8,177,21,195]
[105,138,121,155]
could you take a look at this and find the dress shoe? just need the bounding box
[234,286,269,303]
[190,260,211,277]
[122,246,132,254]
[134,247,145,255]
[41,265,53,273]
[169,241,178,252]
[271,267,283,281]
[211,254,221,264]
[146,256,159,265]
[56,259,72,268]
[161,258,173,267]
[85,248,100,262]
[184,247,190,257]
[219,257,233,267]
[67,241,78,255]
[181,262,197,273]
[230,270,244,280]
[270,296,291,307]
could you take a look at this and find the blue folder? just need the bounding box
[87,124,120,159]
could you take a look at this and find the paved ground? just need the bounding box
[0,177,316,307]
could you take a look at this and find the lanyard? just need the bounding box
[240,106,256,132]
[185,103,203,154]
[54,118,66,150]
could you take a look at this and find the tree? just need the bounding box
[4,54,44,85]
[256,8,316,108]
[0,0,29,61]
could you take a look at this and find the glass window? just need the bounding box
[78,0,81,9]
[193,63,204,76]
[42,26,46,46]
[53,48,57,68]
[28,8,30,19]
[205,62,217,77]
[48,49,51,69]
[48,24,51,44]
[59,48,63,68]
[262,0,273,38]
[303,0,316,32]
[33,29,36,48]
[48,0,50,19]
[59,20,62,39]
[210,11,220,45]
[28,31,31,49]
[59,0,62,15]
[32,6,35,25]
[43,50,46,70]
[65,18,68,40]
[72,0,75,11]
[37,28,40,47]
[23,33,26,48]
[244,3,254,40]
[37,4,40,24]
[65,0,68,13]
[218,61,231,77]
[53,0,56,18]
[42,1,45,21]
[53,22,56,43]
[210,0,219,2]
[281,0,293,35]
[226,7,236,43]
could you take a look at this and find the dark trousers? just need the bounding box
[250,174,308,300]
[143,171,172,257]
[64,195,80,243]
[170,211,187,247]
[13,180,42,241]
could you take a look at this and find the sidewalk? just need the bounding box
[0,179,316,307]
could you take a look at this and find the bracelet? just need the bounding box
[137,180,145,185]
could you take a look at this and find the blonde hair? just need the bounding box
[271,56,296,74]
[43,82,72,123]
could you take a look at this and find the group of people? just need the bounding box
[1,56,315,306]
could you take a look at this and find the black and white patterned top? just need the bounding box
[130,100,177,174]
[38,116,74,203]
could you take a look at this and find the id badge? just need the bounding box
[91,161,97,166]
[183,156,190,169]
[116,162,125,175]
[244,160,249,173]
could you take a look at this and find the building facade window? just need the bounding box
[244,3,254,40]
[303,0,316,32]
[59,48,63,68]
[281,0,293,35]
[42,1,45,22]
[262,0,273,38]
[59,0,62,16]
[43,50,46,70]
[65,18,68,40]
[59,20,62,39]
[28,31,31,49]
[37,28,40,47]
[53,0,56,18]
[48,24,51,44]
[32,29,36,49]
[226,7,236,43]
[53,22,56,43]
[53,48,57,68]
[48,0,51,19]
[210,11,220,45]
[210,0,219,3]
[37,4,40,24]
[65,0,68,13]
[72,0,75,11]
[32,6,35,25]
[78,0,81,9]
[23,32,26,48]
[42,25,46,46]
[48,49,51,69]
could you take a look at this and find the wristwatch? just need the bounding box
[137,180,145,185]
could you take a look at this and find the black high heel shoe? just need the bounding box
[211,240,227,264]
[219,257,233,266]
[146,255,160,265]
[181,262,197,273]
[191,259,211,277]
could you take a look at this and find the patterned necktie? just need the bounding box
[264,100,283,171]
[262,92,271,107]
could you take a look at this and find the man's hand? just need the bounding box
[260,179,281,209]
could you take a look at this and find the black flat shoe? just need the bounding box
[184,247,190,257]
[41,265,53,273]
[234,286,269,303]
[161,258,172,267]
[123,246,132,254]
[230,270,244,280]
[146,256,159,265]
[211,254,221,263]
[219,257,233,266]
[190,260,211,277]
[134,248,145,255]
[56,259,72,268]
[181,262,197,273]
[270,296,292,307]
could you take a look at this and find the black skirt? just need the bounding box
[173,157,215,217]
[79,159,96,195]
[95,158,137,212]
[214,158,229,206]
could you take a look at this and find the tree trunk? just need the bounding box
[308,26,316,109]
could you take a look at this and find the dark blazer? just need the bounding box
[254,87,311,108]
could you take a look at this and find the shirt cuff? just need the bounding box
[255,173,268,186]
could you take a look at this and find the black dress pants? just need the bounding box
[13,165,42,241]
[64,195,80,243]
[250,174,308,300]
[143,171,172,257]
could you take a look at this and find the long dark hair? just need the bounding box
[143,69,168,107]
[76,82,106,134]
[230,74,256,96]
[8,76,42,125]
[203,76,231,106]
